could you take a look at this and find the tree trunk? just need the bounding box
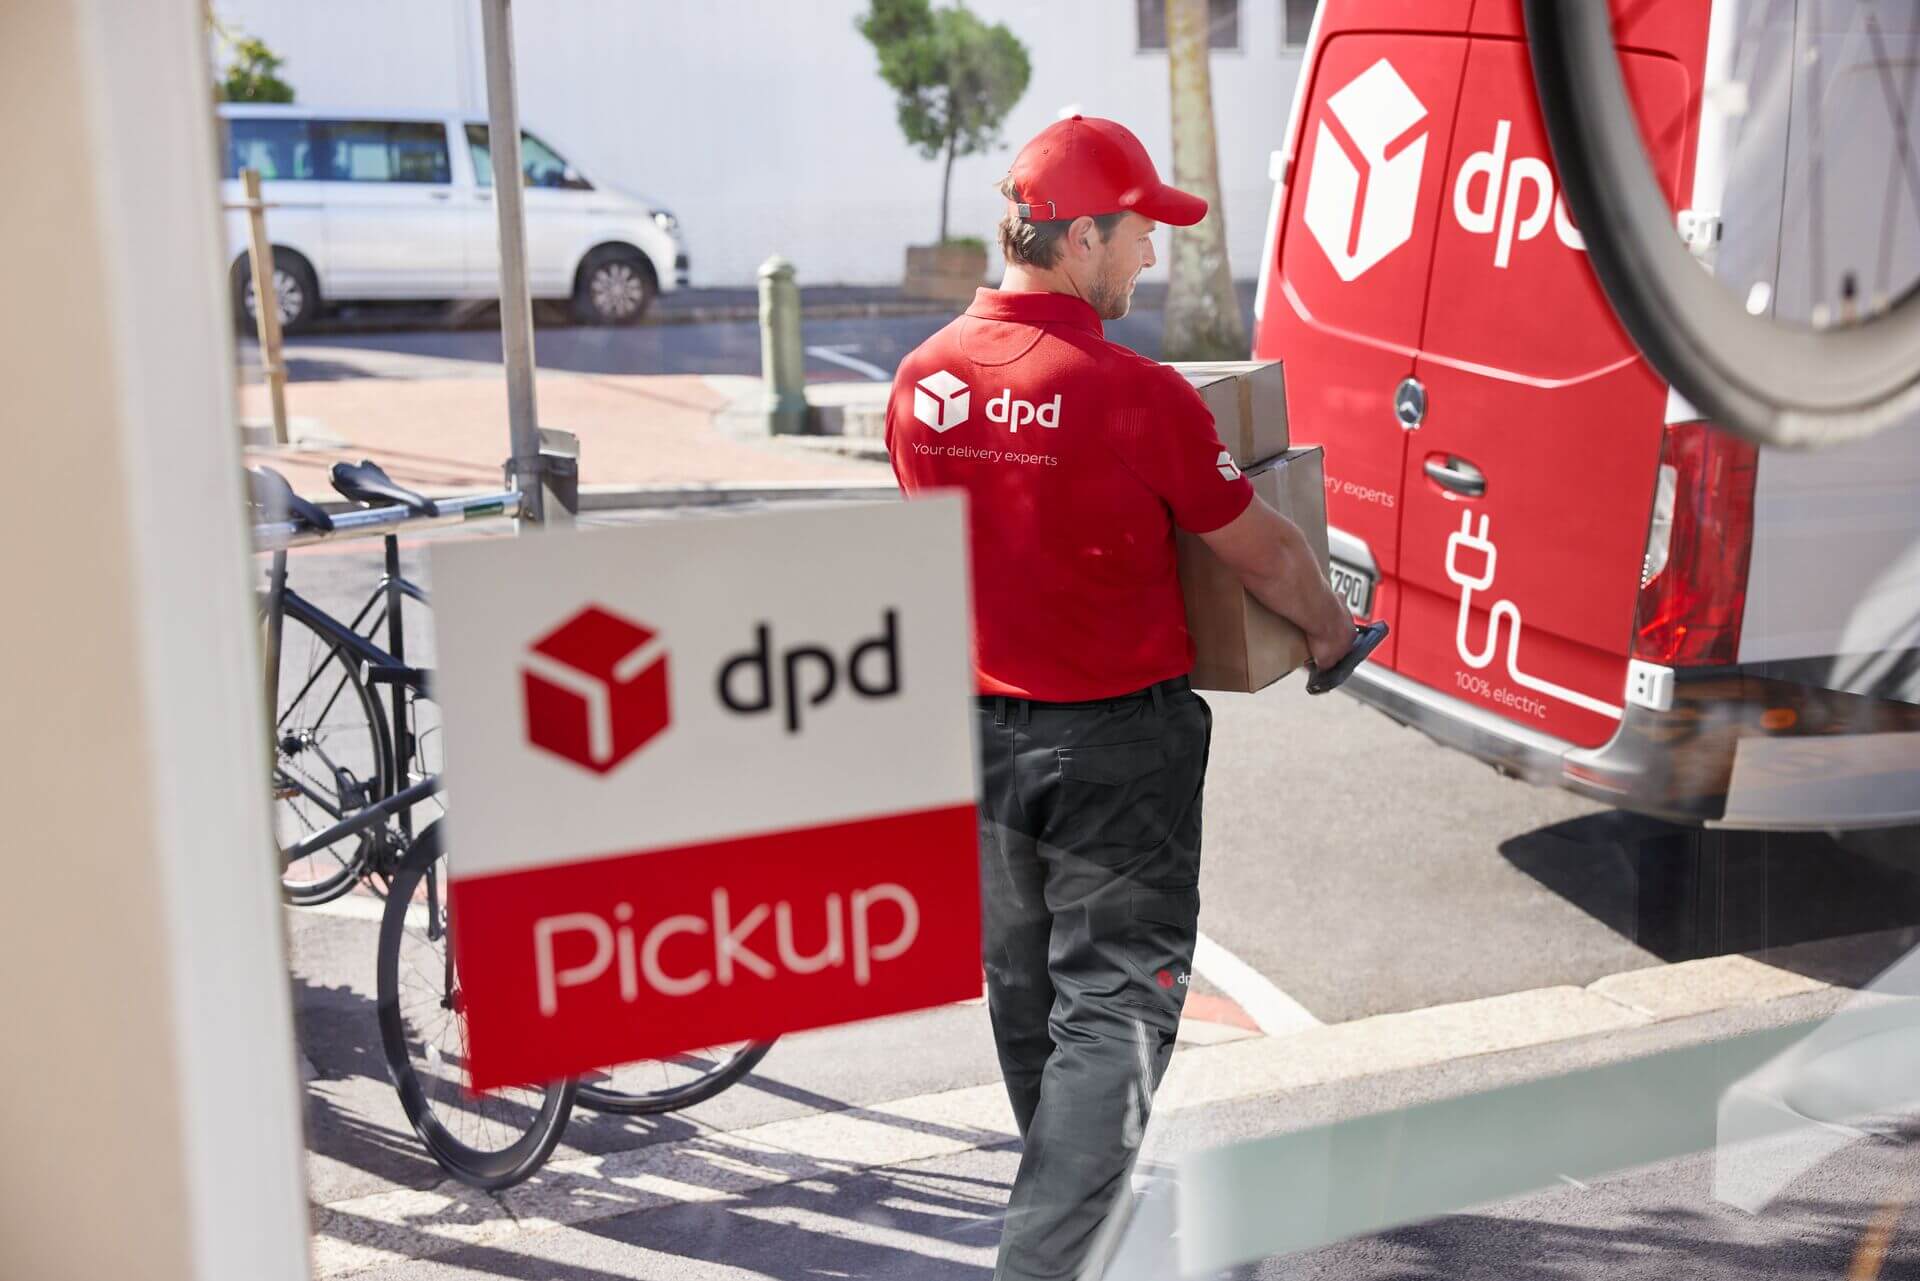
[940,126,957,244]
[1164,0,1249,362]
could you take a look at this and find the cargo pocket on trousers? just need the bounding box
[1119,885,1199,1034]
[1054,739,1171,860]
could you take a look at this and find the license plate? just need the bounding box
[1330,559,1375,617]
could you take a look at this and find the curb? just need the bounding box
[578,480,898,511]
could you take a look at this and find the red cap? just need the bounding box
[1005,116,1207,227]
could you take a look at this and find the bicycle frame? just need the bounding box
[264,532,437,873]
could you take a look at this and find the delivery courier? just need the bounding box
[885,114,1377,1281]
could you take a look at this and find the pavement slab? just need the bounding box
[240,371,885,498]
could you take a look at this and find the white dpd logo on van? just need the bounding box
[913,370,970,433]
[1303,59,1429,282]
[1452,120,1587,269]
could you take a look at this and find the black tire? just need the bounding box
[269,606,391,906]
[376,825,576,1190]
[576,1040,776,1116]
[377,823,576,1190]
[572,247,655,326]
[234,247,320,335]
[1525,0,1920,449]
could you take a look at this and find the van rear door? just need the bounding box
[1391,9,1707,749]
[1253,5,1475,670]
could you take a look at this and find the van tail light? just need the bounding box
[1632,420,1759,667]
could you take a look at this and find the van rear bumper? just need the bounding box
[1343,663,1920,831]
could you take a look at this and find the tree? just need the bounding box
[207,7,295,103]
[857,0,1031,244]
[1163,0,1247,360]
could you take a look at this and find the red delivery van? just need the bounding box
[1254,0,1920,828]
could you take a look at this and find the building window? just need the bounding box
[1137,0,1240,52]
[1282,0,1318,50]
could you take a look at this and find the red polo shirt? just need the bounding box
[887,288,1254,700]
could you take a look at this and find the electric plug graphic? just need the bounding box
[1445,511,1498,593]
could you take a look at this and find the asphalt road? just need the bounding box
[276,523,1920,1038]
[239,290,1247,385]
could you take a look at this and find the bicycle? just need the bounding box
[1525,0,1920,450]
[252,460,776,1188]
[253,463,454,905]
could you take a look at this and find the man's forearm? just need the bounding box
[1239,527,1351,650]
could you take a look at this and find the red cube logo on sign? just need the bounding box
[521,606,670,773]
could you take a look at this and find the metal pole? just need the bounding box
[479,0,552,526]
[759,255,808,435]
[241,168,289,446]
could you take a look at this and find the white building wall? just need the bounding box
[212,0,1308,287]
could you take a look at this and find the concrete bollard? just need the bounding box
[759,254,809,435]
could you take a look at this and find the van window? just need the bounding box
[314,121,451,184]
[465,126,593,190]
[223,118,315,181]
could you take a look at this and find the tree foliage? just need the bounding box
[858,0,1031,241]
[208,7,295,104]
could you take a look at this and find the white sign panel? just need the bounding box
[428,496,980,1089]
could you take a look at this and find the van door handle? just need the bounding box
[428,189,452,201]
[1424,454,1486,497]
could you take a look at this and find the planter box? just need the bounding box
[902,244,987,304]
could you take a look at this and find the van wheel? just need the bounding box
[234,249,320,335]
[573,249,655,326]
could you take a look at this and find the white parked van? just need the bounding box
[218,104,687,331]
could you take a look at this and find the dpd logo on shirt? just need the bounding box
[912,370,970,433]
[911,370,1063,436]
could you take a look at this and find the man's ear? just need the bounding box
[1067,215,1099,260]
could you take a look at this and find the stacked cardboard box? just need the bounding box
[1168,361,1330,694]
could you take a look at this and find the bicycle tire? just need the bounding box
[576,1040,776,1117]
[269,606,392,906]
[376,822,576,1190]
[1525,0,1920,449]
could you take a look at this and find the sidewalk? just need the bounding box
[297,918,1904,1279]
[239,371,890,499]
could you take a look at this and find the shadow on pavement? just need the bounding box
[1502,813,1920,964]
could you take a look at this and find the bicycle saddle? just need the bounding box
[246,465,335,532]
[330,459,439,518]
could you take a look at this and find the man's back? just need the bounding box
[888,287,1252,700]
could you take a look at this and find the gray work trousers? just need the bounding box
[975,676,1211,1281]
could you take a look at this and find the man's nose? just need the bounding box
[1144,239,1157,269]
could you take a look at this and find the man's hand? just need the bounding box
[1309,624,1355,673]
[1199,498,1355,666]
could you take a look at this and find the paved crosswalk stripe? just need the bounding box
[1192,931,1321,1036]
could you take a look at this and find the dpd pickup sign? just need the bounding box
[431,497,980,1091]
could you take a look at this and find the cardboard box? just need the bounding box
[1170,360,1289,465]
[1176,448,1330,693]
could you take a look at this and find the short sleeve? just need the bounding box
[1110,367,1255,534]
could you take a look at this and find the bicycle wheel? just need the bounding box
[1526,0,1920,449]
[269,607,391,905]
[376,822,576,1189]
[576,1041,776,1116]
